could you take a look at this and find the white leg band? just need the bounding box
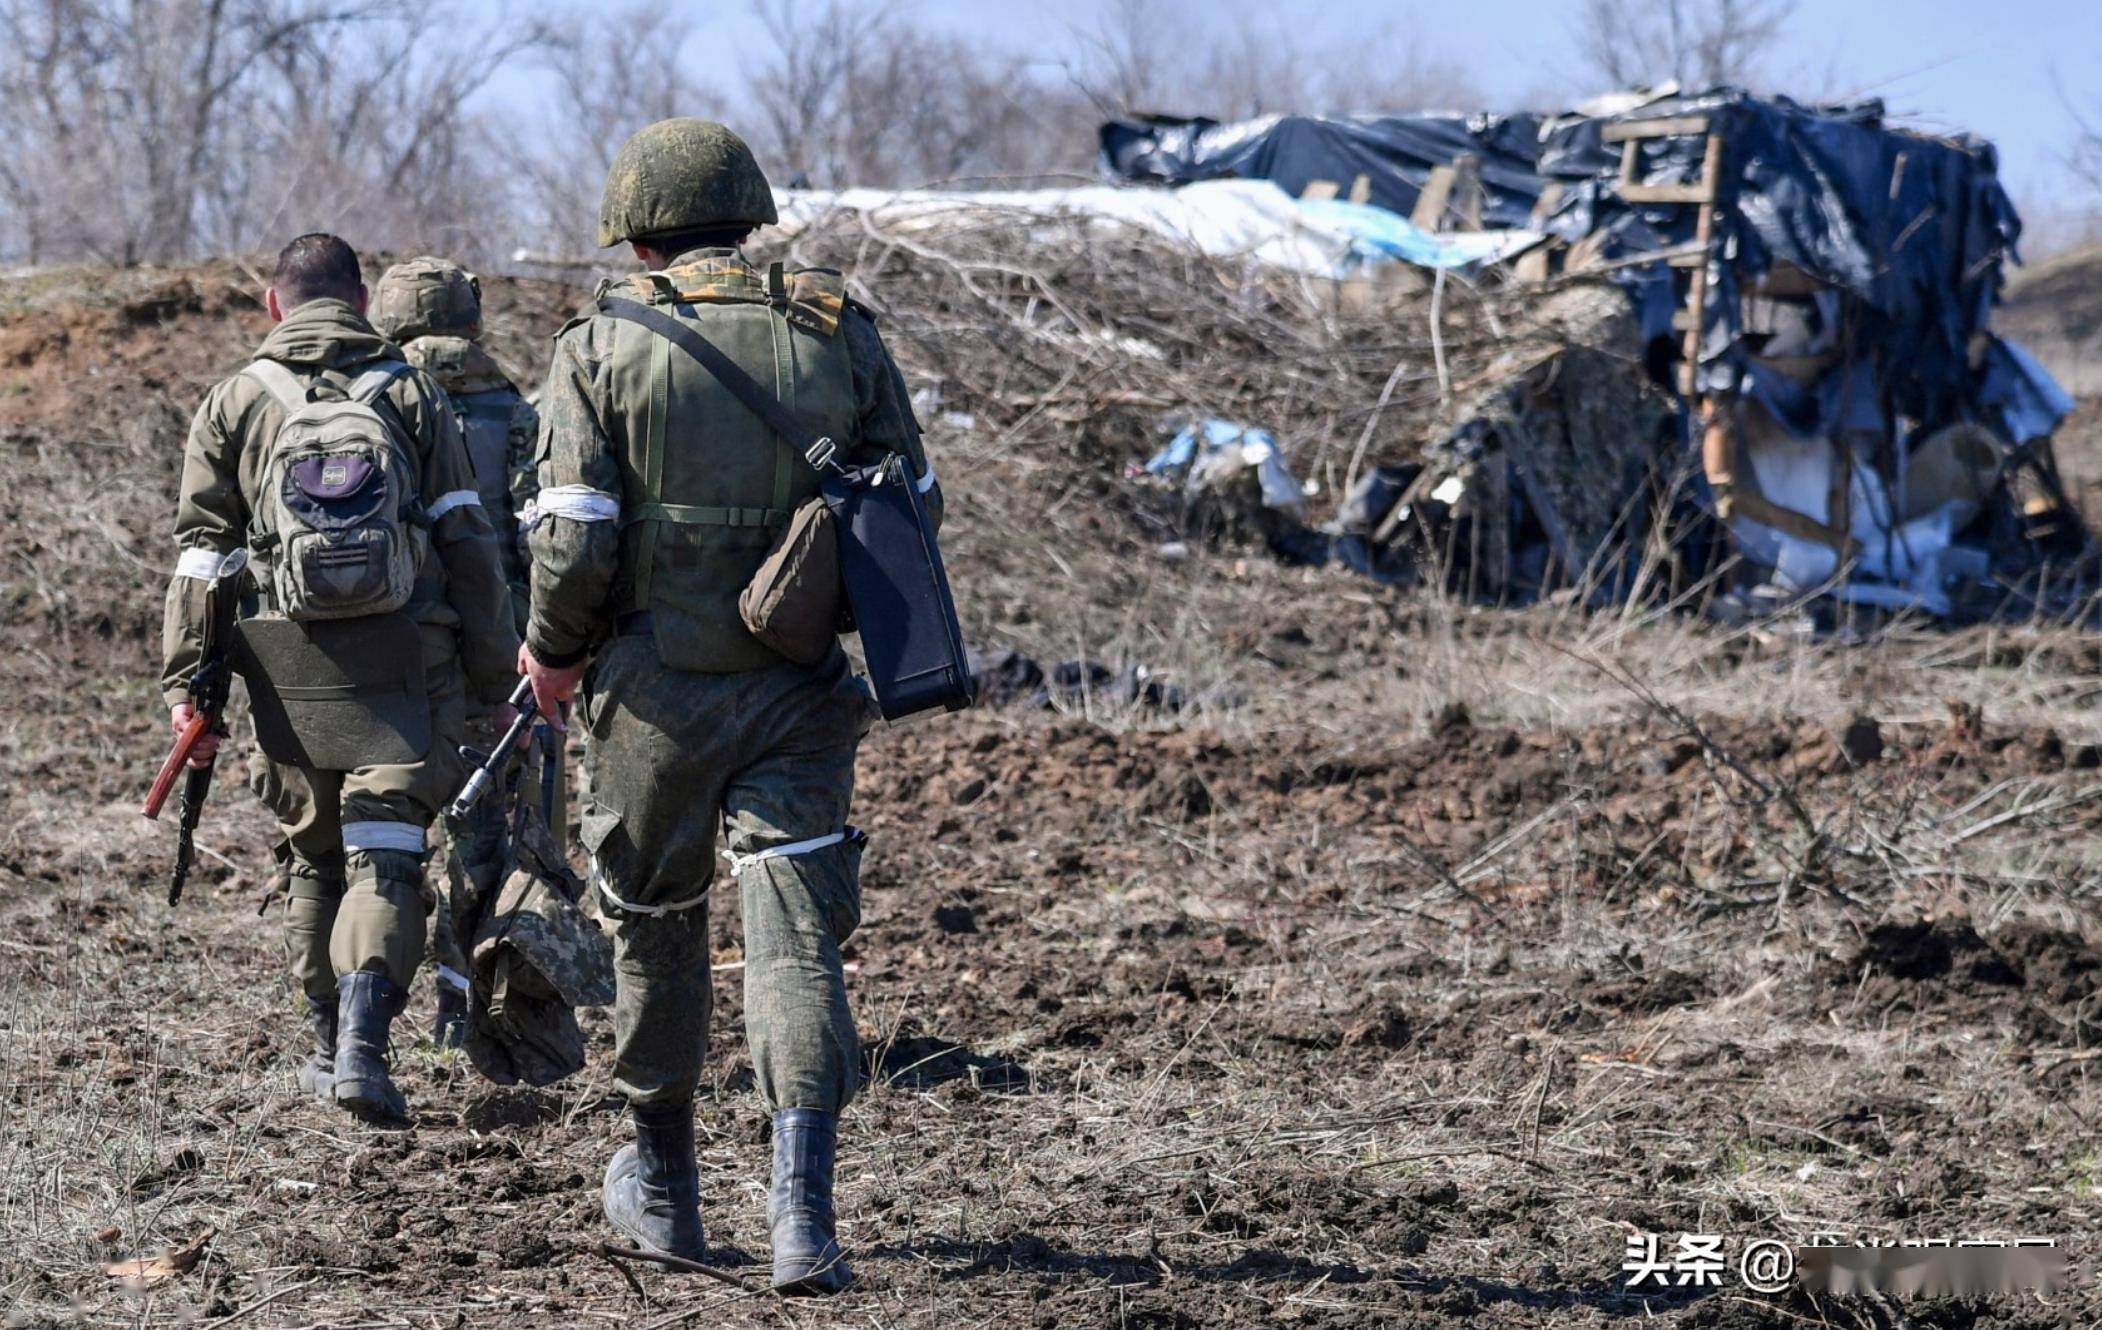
[594,878,710,918]
[341,820,429,854]
[437,965,470,992]
[721,827,865,875]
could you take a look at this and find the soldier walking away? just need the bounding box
[370,257,550,1047]
[159,235,519,1121]
[518,119,939,1294]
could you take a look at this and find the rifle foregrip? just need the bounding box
[144,714,211,819]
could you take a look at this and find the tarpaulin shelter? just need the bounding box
[1541,91,2074,615]
[1103,92,2086,619]
[1100,112,1552,231]
[771,181,1540,280]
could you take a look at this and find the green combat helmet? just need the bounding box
[372,256,483,343]
[598,118,777,248]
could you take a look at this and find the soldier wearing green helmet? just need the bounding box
[371,256,553,1047]
[520,118,938,1295]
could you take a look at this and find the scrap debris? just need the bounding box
[753,86,2091,626]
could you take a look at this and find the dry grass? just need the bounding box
[4,248,2100,1328]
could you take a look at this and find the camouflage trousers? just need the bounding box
[579,634,870,1113]
[433,705,570,994]
[253,647,466,1001]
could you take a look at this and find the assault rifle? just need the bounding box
[144,548,248,906]
[448,676,539,822]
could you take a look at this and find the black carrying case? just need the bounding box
[595,294,971,721]
[823,454,970,719]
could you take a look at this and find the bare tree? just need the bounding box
[747,0,888,187]
[2061,74,2102,204]
[509,3,722,255]
[1573,0,1796,93]
[745,0,1093,190]
[1066,0,1484,123]
[0,0,549,266]
[1067,0,1179,116]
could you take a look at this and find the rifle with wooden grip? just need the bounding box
[144,548,247,905]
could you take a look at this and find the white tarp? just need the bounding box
[772,180,1541,281]
[1730,426,1986,617]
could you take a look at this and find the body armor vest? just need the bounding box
[455,389,524,585]
[604,258,857,673]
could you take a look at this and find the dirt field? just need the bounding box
[3,259,2099,1329]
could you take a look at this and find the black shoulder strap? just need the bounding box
[596,297,841,474]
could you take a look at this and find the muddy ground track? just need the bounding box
[2,266,2100,1328]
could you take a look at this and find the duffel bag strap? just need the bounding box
[596,296,843,476]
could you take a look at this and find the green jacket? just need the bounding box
[526,248,935,673]
[402,335,540,638]
[160,298,520,708]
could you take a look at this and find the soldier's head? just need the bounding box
[371,256,483,344]
[267,233,366,322]
[598,118,776,265]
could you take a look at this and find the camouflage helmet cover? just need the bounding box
[372,256,482,342]
[598,118,778,248]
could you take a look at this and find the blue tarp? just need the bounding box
[1295,198,1541,270]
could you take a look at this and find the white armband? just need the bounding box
[173,546,244,581]
[426,489,481,521]
[525,485,622,527]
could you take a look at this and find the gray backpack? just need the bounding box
[244,359,424,621]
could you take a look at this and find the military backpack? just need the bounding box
[242,359,425,621]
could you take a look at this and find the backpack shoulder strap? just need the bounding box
[347,360,409,404]
[242,359,308,412]
[596,297,842,475]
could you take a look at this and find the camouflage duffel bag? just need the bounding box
[463,810,614,1087]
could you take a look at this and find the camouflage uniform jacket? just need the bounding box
[160,298,520,707]
[526,247,935,669]
[402,335,540,638]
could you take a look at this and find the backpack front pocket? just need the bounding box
[283,453,389,530]
[290,527,402,612]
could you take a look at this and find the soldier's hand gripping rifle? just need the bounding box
[449,677,539,821]
[143,548,249,906]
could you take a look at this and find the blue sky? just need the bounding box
[515,0,2102,242]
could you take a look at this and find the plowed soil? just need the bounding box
[2,262,2097,1329]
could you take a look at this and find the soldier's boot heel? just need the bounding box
[333,971,409,1121]
[602,1103,706,1260]
[295,995,337,1102]
[769,1108,852,1295]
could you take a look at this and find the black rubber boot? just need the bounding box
[333,971,409,1121]
[295,996,336,1102]
[602,1103,706,1260]
[769,1108,851,1294]
[433,984,466,1048]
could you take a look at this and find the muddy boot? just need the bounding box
[433,983,466,1048]
[769,1108,851,1295]
[333,971,408,1121]
[294,996,337,1102]
[602,1103,706,1260]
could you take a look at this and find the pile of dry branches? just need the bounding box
[770,205,1597,511]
